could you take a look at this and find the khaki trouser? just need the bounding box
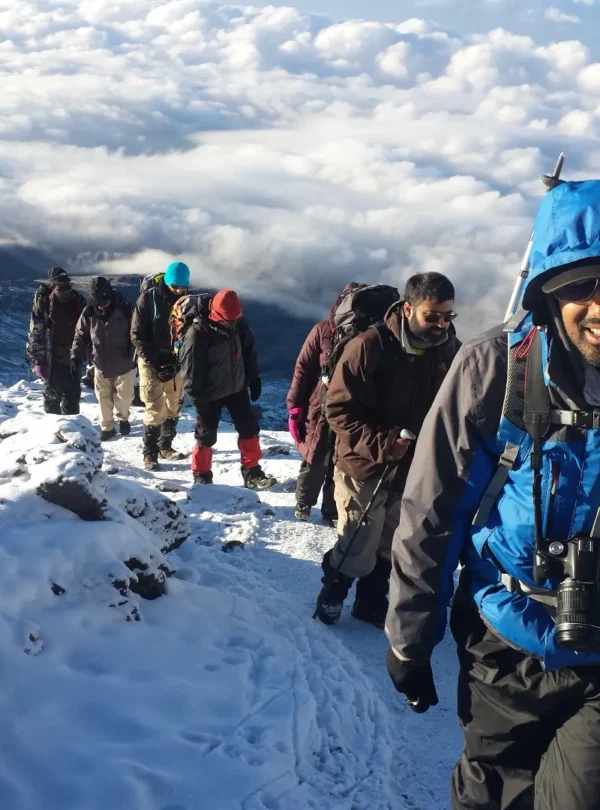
[330,467,403,579]
[94,368,135,431]
[138,360,183,427]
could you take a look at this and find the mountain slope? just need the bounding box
[0,379,461,810]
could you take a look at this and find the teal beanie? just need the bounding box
[164,261,190,287]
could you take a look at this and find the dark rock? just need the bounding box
[51,583,66,596]
[222,540,245,552]
[37,476,107,520]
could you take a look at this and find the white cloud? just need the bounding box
[545,7,581,23]
[572,0,600,5]
[1,1,600,333]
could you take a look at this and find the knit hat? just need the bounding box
[164,261,190,288]
[48,267,70,286]
[88,276,113,307]
[209,289,243,322]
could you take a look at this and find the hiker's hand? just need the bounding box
[388,438,410,461]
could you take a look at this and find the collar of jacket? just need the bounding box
[383,302,426,355]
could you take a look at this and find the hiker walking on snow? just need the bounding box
[71,277,135,441]
[386,181,600,809]
[314,273,460,628]
[26,267,86,415]
[178,289,277,490]
[286,289,356,524]
[131,262,189,470]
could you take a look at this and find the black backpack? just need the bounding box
[322,283,400,386]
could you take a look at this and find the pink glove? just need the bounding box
[34,364,49,381]
[288,408,305,444]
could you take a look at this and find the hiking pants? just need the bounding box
[450,586,600,810]
[43,362,81,415]
[138,359,182,428]
[192,388,261,473]
[94,368,135,431]
[295,427,337,518]
[329,467,402,579]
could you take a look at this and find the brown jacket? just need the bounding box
[325,302,461,491]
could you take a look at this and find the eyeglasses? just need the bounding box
[422,310,458,324]
[553,279,599,304]
[171,285,189,295]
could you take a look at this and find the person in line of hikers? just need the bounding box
[313,273,460,628]
[71,277,136,441]
[178,289,277,491]
[26,267,86,415]
[131,262,190,470]
[286,286,358,525]
[386,181,600,809]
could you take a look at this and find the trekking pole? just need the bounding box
[504,152,565,324]
[312,429,417,618]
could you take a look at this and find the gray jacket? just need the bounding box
[71,291,135,378]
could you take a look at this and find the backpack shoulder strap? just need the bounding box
[473,326,550,528]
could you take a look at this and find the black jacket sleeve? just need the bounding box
[130,291,158,368]
[385,331,506,665]
[179,326,207,400]
[239,318,260,386]
[71,307,92,362]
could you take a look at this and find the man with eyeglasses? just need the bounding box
[313,272,460,627]
[386,180,600,809]
[26,267,86,414]
[131,261,190,470]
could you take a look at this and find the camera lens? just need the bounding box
[555,580,600,652]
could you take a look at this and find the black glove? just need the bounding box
[249,378,262,402]
[70,359,81,379]
[386,648,439,714]
[157,364,176,383]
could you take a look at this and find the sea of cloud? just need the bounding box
[2,0,600,330]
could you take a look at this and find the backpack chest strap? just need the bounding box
[551,409,600,428]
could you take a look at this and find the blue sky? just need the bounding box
[252,0,600,56]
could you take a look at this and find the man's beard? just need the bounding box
[572,318,600,366]
[408,313,448,347]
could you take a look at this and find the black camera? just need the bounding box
[535,535,600,652]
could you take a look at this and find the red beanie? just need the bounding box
[209,289,243,322]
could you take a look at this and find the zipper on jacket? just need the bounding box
[546,460,560,539]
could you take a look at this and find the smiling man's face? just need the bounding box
[558,283,600,366]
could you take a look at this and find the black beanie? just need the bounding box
[48,267,70,286]
[88,276,113,307]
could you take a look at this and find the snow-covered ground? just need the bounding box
[0,379,461,810]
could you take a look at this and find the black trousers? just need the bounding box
[194,389,258,446]
[295,427,336,517]
[450,586,600,810]
[43,362,81,415]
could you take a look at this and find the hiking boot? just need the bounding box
[351,600,388,629]
[144,454,159,472]
[119,420,131,436]
[351,557,391,629]
[100,428,117,441]
[158,417,182,459]
[159,447,185,460]
[142,425,160,471]
[313,550,354,626]
[241,465,277,491]
[295,504,311,521]
[193,471,214,485]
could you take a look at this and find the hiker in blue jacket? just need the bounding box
[386,180,600,809]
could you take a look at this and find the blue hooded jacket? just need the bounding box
[386,180,600,671]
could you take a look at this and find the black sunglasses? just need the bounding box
[554,278,599,304]
[422,310,458,324]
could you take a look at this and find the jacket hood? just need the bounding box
[522,179,600,310]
